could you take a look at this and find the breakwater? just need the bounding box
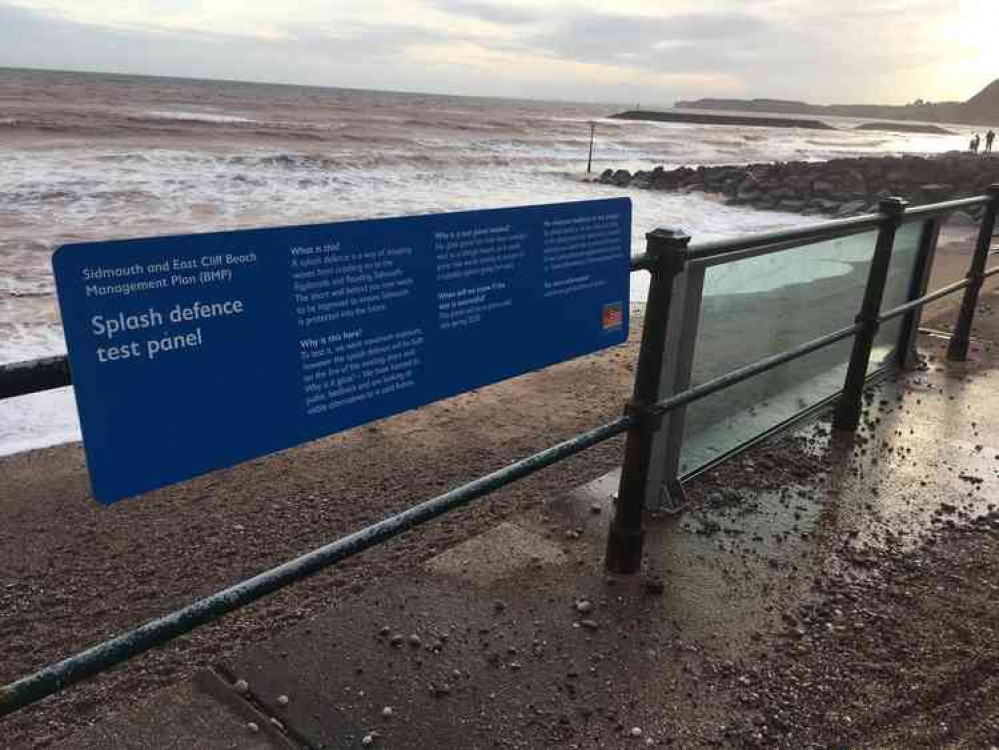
[596,154,998,218]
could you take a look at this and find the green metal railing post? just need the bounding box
[947,184,999,361]
[605,228,689,574]
[833,197,907,431]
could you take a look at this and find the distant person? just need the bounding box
[987,130,995,155]
[971,134,980,154]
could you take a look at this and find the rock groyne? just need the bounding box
[596,154,999,219]
[609,109,835,131]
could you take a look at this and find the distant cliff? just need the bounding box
[677,80,999,126]
[966,79,999,116]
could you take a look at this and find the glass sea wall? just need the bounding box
[678,229,889,476]
[869,220,924,370]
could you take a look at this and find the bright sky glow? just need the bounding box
[0,0,992,104]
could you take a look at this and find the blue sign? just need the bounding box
[53,199,632,504]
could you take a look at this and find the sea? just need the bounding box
[0,67,973,457]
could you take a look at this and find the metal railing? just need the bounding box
[1,186,997,718]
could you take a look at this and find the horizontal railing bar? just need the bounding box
[650,321,863,419]
[685,213,885,262]
[0,413,634,717]
[687,223,884,269]
[903,195,990,220]
[879,263,999,324]
[878,278,974,323]
[0,355,70,400]
[629,253,655,272]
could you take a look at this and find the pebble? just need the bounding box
[575,600,593,614]
[430,682,452,697]
[408,633,422,647]
[246,721,259,733]
[276,694,289,707]
[644,579,665,595]
[581,619,599,631]
[234,679,249,694]
[362,733,375,746]
[631,726,643,737]
[590,502,602,514]
[382,706,393,718]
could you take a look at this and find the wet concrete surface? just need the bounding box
[57,293,999,749]
[61,672,289,750]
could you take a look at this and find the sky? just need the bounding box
[0,0,993,106]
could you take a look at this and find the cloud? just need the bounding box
[429,0,539,26]
[0,0,991,104]
[530,9,770,71]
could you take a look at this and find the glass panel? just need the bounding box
[869,220,924,371]
[679,231,879,476]
[679,340,854,475]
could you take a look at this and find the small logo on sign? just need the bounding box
[602,302,623,331]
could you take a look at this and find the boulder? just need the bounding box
[611,169,632,187]
[814,198,842,213]
[919,184,956,202]
[842,170,867,196]
[813,179,836,195]
[737,179,761,200]
[777,199,807,213]
[836,200,868,217]
[598,168,615,184]
[721,179,741,196]
[652,172,675,189]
